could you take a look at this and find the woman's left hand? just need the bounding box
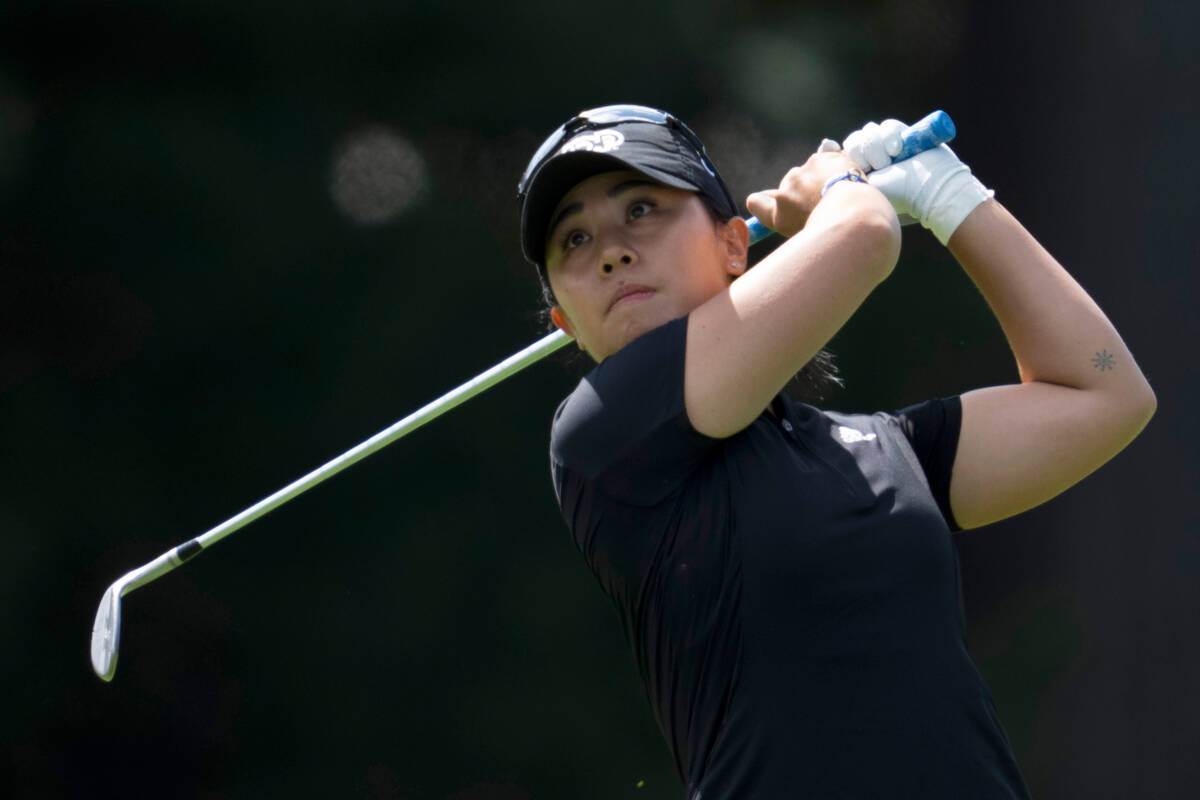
[843,120,993,245]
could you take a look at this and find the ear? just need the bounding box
[718,216,751,277]
[549,306,583,350]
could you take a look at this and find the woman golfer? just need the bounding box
[516,105,1154,798]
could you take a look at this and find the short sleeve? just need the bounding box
[893,396,963,531]
[550,316,718,506]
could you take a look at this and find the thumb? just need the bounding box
[745,190,779,230]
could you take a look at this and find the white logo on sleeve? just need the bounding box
[559,129,625,155]
[838,425,877,443]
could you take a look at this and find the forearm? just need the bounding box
[734,181,901,373]
[948,199,1155,409]
[686,182,899,437]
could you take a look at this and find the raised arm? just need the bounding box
[945,201,1156,528]
[843,121,1156,529]
[684,152,901,437]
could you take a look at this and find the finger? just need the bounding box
[745,190,778,230]
[879,119,905,158]
[816,137,840,154]
[842,129,871,171]
[860,122,892,170]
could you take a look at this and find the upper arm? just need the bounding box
[949,382,1156,529]
[684,192,900,438]
[552,318,718,504]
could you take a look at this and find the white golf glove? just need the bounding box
[842,119,993,245]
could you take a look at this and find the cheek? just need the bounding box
[548,275,583,320]
[546,280,595,346]
[675,234,732,297]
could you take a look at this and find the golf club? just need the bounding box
[90,110,956,681]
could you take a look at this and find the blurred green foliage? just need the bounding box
[2,1,1197,798]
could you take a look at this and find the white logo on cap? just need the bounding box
[559,129,625,155]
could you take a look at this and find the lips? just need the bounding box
[607,283,655,312]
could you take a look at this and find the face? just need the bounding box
[544,170,747,362]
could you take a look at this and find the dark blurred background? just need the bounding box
[3,0,1197,797]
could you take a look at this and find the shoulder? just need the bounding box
[550,317,716,485]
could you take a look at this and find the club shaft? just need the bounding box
[115,208,861,590]
[198,329,572,547]
[119,328,573,597]
[111,109,957,595]
[112,550,183,598]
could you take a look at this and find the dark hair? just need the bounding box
[534,199,843,401]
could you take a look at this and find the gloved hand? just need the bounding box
[842,120,994,245]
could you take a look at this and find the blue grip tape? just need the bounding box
[746,217,773,244]
[895,110,956,161]
[746,109,956,245]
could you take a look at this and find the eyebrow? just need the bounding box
[546,179,660,244]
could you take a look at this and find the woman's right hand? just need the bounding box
[745,149,868,237]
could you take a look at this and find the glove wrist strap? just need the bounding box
[925,171,994,245]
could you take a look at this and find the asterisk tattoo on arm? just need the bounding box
[1092,350,1116,371]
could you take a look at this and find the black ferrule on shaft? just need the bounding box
[176,540,202,563]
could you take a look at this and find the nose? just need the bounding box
[599,240,636,275]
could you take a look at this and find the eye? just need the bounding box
[560,228,590,252]
[628,200,655,220]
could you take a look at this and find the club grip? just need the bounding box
[895,110,956,161]
[746,109,956,244]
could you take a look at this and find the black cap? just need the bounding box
[519,115,737,269]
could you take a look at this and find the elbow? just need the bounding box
[849,207,902,284]
[1122,359,1158,428]
[806,188,901,283]
[1108,374,1157,443]
[1131,377,1157,429]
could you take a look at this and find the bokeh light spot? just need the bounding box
[330,126,427,225]
[725,32,843,129]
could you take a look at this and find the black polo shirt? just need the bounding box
[550,316,1031,799]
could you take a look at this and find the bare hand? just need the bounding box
[745,151,865,237]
